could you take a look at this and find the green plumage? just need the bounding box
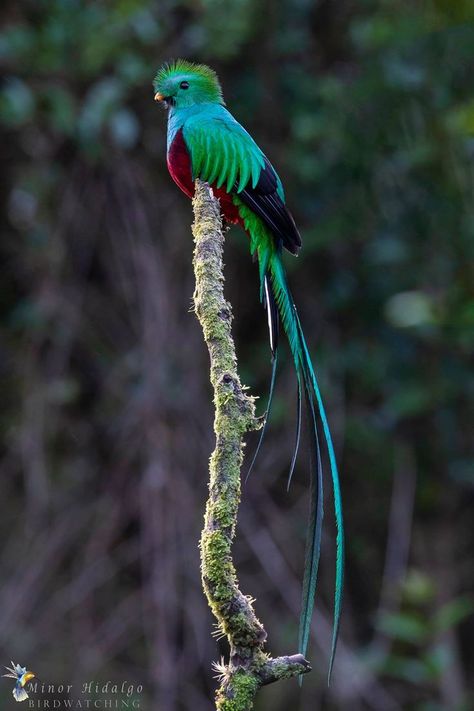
[155,59,344,682]
[184,116,265,193]
[235,199,344,679]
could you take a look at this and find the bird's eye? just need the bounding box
[180,81,190,90]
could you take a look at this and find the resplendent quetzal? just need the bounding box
[154,59,343,679]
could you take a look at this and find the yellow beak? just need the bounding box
[154,92,165,102]
[21,672,35,687]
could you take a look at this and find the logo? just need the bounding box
[3,663,144,707]
[3,662,36,703]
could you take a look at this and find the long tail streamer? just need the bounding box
[266,249,344,683]
[239,196,344,682]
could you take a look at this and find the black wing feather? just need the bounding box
[239,157,302,255]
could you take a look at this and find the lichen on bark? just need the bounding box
[192,180,311,710]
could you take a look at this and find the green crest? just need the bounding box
[153,59,224,106]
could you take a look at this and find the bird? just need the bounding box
[3,662,35,702]
[153,59,343,681]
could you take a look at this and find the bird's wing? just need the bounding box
[183,113,265,193]
[239,157,301,255]
[183,113,301,254]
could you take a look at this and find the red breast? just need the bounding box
[167,129,242,225]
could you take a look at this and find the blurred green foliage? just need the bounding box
[1,1,473,710]
[376,571,473,687]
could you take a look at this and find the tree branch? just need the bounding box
[191,180,311,711]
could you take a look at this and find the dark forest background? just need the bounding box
[1,1,473,710]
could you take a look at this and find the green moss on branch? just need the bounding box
[192,180,311,710]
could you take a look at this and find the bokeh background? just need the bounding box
[1,1,473,709]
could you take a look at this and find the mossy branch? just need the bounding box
[191,180,311,711]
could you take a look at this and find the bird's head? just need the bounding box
[153,59,224,109]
